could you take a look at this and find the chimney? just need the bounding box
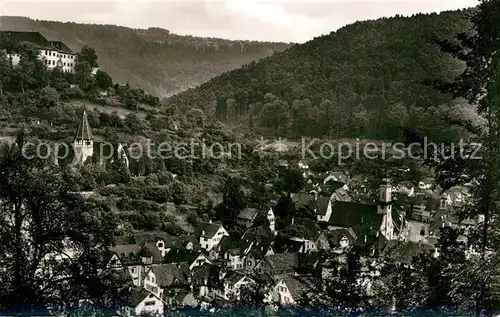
[291,217,295,225]
[209,219,212,224]
[364,235,367,243]
[202,230,205,236]
[376,231,379,238]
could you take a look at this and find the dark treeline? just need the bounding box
[166,10,475,142]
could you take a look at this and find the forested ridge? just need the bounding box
[165,10,477,142]
[0,16,291,97]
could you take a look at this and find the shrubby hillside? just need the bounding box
[165,10,477,142]
[0,16,291,97]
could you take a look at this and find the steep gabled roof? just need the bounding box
[264,253,299,273]
[281,276,315,301]
[110,243,163,263]
[164,248,206,266]
[149,263,188,287]
[124,287,154,307]
[328,201,383,229]
[0,31,50,51]
[75,109,93,141]
[192,263,221,287]
[195,222,223,239]
[50,40,74,54]
[223,270,247,284]
[316,196,330,216]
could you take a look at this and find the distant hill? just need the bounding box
[0,16,291,97]
[165,10,478,142]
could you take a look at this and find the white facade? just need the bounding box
[7,49,76,72]
[73,139,94,166]
[267,208,276,233]
[289,237,318,253]
[317,199,333,222]
[200,226,229,251]
[143,269,162,298]
[133,293,164,317]
[223,276,253,301]
[378,179,396,240]
[273,279,296,306]
[128,265,145,287]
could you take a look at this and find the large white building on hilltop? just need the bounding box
[1,31,77,73]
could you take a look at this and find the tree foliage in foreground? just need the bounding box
[0,132,131,312]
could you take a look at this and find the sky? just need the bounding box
[0,0,480,43]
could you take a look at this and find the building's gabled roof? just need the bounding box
[109,243,162,264]
[50,40,74,54]
[247,242,273,259]
[164,248,206,266]
[328,201,383,230]
[195,222,223,239]
[316,196,330,216]
[327,228,357,246]
[124,287,154,307]
[298,251,323,270]
[264,253,299,274]
[280,276,315,301]
[223,270,247,284]
[75,109,93,141]
[192,263,221,287]
[284,239,305,253]
[237,207,259,220]
[149,263,188,287]
[132,233,199,250]
[0,31,50,51]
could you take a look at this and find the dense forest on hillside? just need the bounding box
[165,10,479,142]
[0,16,291,96]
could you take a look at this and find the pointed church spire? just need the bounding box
[75,108,93,141]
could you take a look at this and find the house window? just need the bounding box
[158,242,164,248]
[130,267,136,273]
[420,228,426,236]
[144,301,156,306]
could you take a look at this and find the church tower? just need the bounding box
[378,178,395,240]
[73,108,93,166]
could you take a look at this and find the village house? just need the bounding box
[195,221,229,251]
[1,31,77,73]
[163,248,212,271]
[221,271,256,301]
[272,276,315,306]
[142,263,192,303]
[244,243,275,273]
[192,263,222,300]
[326,179,400,242]
[108,243,164,286]
[121,287,164,317]
[236,207,259,228]
[254,253,299,277]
